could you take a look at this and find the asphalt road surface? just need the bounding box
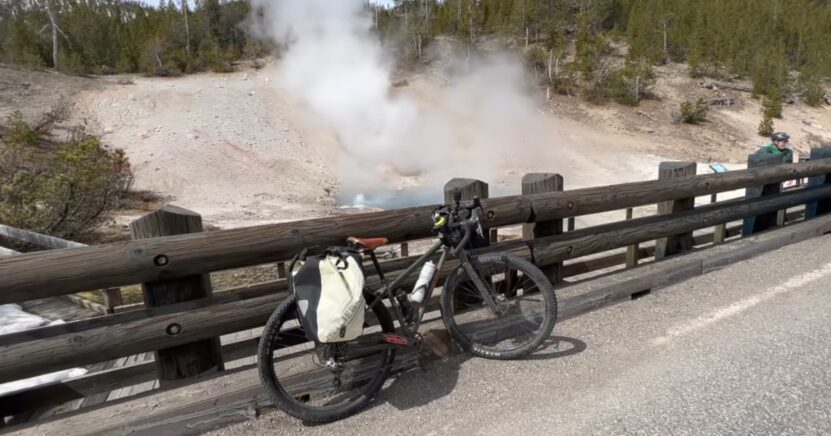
[210,235,831,436]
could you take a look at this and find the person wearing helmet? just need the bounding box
[756,132,794,163]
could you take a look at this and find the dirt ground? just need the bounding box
[1,60,829,232]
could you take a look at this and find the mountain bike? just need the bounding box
[257,191,558,423]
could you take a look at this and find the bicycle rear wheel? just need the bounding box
[257,291,396,423]
[440,253,557,360]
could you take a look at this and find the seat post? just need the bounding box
[368,250,385,282]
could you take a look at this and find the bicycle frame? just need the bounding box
[365,237,501,346]
[366,239,446,338]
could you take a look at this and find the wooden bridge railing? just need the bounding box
[0,225,123,313]
[4,158,831,301]
[2,151,831,425]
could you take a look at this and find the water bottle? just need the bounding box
[408,261,436,304]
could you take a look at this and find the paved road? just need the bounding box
[211,235,831,436]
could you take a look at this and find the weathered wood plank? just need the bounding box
[129,206,224,383]
[806,146,831,219]
[655,161,697,258]
[0,246,19,256]
[625,208,639,267]
[0,224,85,250]
[558,213,831,321]
[4,160,831,302]
[527,159,831,221]
[743,153,788,236]
[522,173,563,283]
[530,185,831,266]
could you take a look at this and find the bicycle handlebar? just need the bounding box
[439,195,485,256]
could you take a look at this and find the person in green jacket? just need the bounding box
[757,132,794,163]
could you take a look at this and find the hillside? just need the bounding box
[1,58,829,230]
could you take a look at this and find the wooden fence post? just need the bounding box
[655,162,697,259]
[129,205,224,384]
[103,288,124,312]
[711,193,727,244]
[625,208,639,267]
[444,178,490,247]
[806,146,831,220]
[522,173,563,283]
[743,153,787,236]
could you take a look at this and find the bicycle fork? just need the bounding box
[458,254,505,315]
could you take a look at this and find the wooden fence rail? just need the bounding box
[2,159,831,301]
[0,224,86,250]
[0,246,18,257]
[0,224,122,312]
[2,152,831,426]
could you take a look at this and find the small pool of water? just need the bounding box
[337,185,520,210]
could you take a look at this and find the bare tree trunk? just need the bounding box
[662,21,668,64]
[547,51,553,83]
[635,76,640,104]
[796,32,802,66]
[424,0,430,34]
[467,3,473,74]
[522,0,526,35]
[525,27,529,49]
[43,0,59,69]
[183,0,191,57]
[457,0,462,32]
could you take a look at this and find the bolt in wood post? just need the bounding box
[655,162,697,259]
[129,205,224,385]
[743,153,787,236]
[806,146,831,220]
[522,173,564,283]
[625,208,639,267]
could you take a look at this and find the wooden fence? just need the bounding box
[0,225,123,313]
[2,149,831,427]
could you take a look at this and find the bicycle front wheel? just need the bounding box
[257,291,396,423]
[440,253,557,360]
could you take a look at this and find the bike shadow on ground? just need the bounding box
[372,334,587,412]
